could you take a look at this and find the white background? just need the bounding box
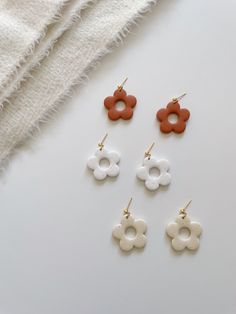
[0,0,236,313]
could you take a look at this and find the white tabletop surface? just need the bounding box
[1,0,236,313]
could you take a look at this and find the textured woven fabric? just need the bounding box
[0,0,157,167]
[0,0,67,92]
[0,0,94,104]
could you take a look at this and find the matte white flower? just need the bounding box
[136,157,171,191]
[87,148,120,180]
[112,215,147,251]
[166,216,202,251]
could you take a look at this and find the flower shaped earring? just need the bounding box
[166,200,202,251]
[156,93,190,134]
[112,198,147,252]
[136,143,171,191]
[87,133,120,180]
[104,78,137,121]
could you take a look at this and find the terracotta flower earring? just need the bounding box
[156,93,190,134]
[104,78,137,121]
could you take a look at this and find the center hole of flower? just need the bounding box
[99,158,110,169]
[149,167,160,178]
[115,101,126,111]
[168,113,178,124]
[179,227,191,240]
[125,226,137,240]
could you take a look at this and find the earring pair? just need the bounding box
[87,135,171,191]
[104,78,190,134]
[112,198,202,252]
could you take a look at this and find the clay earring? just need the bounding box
[166,200,202,251]
[112,198,147,252]
[156,93,190,134]
[87,133,120,180]
[136,142,171,191]
[104,77,137,121]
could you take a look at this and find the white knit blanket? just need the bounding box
[0,0,157,167]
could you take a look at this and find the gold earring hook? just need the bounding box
[118,77,128,91]
[123,197,132,218]
[98,133,108,151]
[173,93,187,102]
[179,200,192,219]
[144,142,155,160]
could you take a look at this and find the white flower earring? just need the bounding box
[87,133,120,180]
[166,200,202,251]
[136,142,171,191]
[112,198,147,252]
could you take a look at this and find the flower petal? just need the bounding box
[120,107,133,120]
[108,151,120,163]
[180,108,190,121]
[94,148,110,161]
[172,121,186,134]
[156,108,168,121]
[143,157,154,167]
[134,219,147,234]
[108,108,121,120]
[134,234,147,249]
[175,216,191,226]
[160,120,173,133]
[114,89,127,98]
[104,96,115,109]
[172,238,186,251]
[112,224,124,240]
[187,235,200,250]
[121,215,135,228]
[125,95,137,108]
[93,168,107,180]
[167,101,180,112]
[190,222,202,237]
[159,173,171,186]
[136,166,148,181]
[157,159,170,172]
[119,239,134,251]
[145,178,159,191]
[166,222,179,238]
[107,164,119,177]
[87,156,98,170]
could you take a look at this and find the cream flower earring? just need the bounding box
[136,142,171,191]
[166,200,202,251]
[87,133,120,180]
[112,198,147,252]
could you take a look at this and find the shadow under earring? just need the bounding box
[104,78,137,121]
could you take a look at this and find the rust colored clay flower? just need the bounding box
[156,98,190,134]
[104,88,137,121]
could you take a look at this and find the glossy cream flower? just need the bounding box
[112,215,147,251]
[166,216,202,251]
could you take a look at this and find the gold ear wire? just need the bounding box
[144,142,155,160]
[123,197,132,218]
[173,93,187,102]
[118,77,128,91]
[179,200,192,218]
[98,133,108,151]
